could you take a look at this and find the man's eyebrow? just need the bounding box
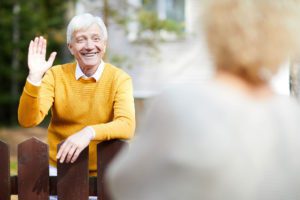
[91,33,101,36]
[75,36,85,40]
[75,34,86,38]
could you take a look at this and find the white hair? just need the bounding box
[66,13,108,44]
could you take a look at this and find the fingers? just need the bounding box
[37,37,42,54]
[29,36,46,55]
[71,148,82,163]
[65,145,77,163]
[57,141,83,163]
[28,40,33,55]
[56,142,65,163]
[57,129,92,164]
[57,141,73,163]
[47,52,57,66]
[41,37,46,58]
[37,36,46,55]
[33,37,38,54]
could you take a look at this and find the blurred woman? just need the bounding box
[107,0,300,199]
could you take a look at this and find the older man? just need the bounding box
[18,13,135,177]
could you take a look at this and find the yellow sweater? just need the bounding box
[18,63,135,175]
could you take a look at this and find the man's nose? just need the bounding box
[85,40,94,49]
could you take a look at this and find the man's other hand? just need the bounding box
[56,127,94,163]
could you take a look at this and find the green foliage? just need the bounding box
[161,19,184,33]
[138,10,161,32]
[109,53,133,69]
[137,10,184,38]
[132,9,185,49]
[104,1,184,43]
[10,160,17,175]
[0,0,73,126]
[138,10,183,33]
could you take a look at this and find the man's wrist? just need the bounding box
[85,126,96,140]
[27,77,42,86]
[27,73,43,84]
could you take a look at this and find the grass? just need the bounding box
[10,159,17,175]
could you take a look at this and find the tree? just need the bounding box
[99,0,185,68]
[0,0,74,126]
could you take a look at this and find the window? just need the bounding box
[142,0,185,22]
[126,0,185,41]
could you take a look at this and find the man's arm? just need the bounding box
[92,75,135,140]
[18,71,55,127]
[57,73,136,164]
[18,36,56,127]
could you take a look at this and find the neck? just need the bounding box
[80,65,98,77]
[214,70,274,99]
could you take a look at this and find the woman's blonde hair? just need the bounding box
[203,0,300,83]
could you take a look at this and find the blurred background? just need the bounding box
[1,0,300,176]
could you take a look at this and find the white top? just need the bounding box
[107,81,300,200]
[75,60,105,81]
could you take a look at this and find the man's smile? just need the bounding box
[81,52,98,57]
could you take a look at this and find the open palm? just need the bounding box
[27,36,56,82]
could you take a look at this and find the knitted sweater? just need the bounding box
[18,62,135,175]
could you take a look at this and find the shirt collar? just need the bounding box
[75,60,105,82]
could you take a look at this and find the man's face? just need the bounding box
[68,23,106,70]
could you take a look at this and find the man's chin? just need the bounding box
[81,63,100,69]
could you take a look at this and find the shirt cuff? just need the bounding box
[27,77,42,86]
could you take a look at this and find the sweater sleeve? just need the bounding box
[18,69,55,127]
[91,73,136,141]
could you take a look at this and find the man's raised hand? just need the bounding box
[27,36,57,83]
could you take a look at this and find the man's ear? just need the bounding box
[102,40,108,54]
[68,43,74,55]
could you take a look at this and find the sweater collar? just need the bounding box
[75,60,105,82]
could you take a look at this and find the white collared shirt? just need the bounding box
[75,60,105,81]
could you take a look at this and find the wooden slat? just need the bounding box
[49,176,57,195]
[97,140,128,200]
[57,142,89,200]
[11,176,98,196]
[18,137,49,200]
[50,176,96,196]
[10,176,18,194]
[89,176,98,196]
[0,140,10,200]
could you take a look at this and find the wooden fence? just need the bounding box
[0,137,127,200]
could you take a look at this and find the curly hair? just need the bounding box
[202,0,300,83]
